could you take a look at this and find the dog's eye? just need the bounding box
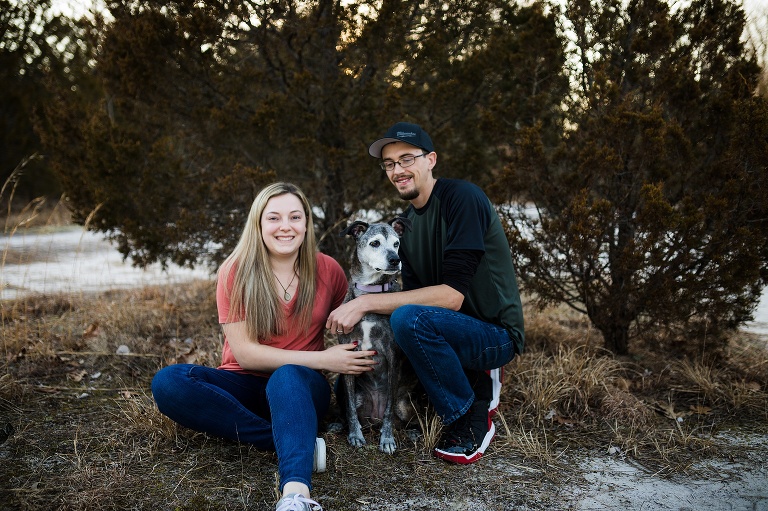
[369,240,380,247]
[394,241,399,249]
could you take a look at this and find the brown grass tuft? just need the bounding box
[510,343,627,425]
[113,387,182,448]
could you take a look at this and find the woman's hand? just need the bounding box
[322,343,377,375]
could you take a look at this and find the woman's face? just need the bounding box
[260,193,307,259]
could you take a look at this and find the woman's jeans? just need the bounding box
[151,363,330,492]
[390,305,516,425]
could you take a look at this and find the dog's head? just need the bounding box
[340,217,411,283]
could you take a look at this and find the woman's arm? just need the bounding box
[223,322,376,375]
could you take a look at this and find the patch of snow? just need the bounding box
[1,227,212,300]
[569,433,768,511]
[744,291,768,336]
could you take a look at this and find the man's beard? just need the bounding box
[399,189,419,201]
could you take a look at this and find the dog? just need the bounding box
[336,218,418,454]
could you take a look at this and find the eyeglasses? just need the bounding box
[379,153,428,172]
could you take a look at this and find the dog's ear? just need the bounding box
[339,220,370,239]
[389,216,412,237]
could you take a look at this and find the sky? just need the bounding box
[51,0,768,16]
[49,0,767,60]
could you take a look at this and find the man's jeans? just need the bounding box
[151,363,330,491]
[390,305,516,425]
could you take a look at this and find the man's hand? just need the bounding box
[326,297,368,335]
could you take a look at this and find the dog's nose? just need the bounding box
[389,256,400,266]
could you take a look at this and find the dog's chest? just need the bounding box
[356,315,393,352]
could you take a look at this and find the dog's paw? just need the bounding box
[404,428,422,444]
[379,435,397,455]
[326,422,344,434]
[348,432,367,448]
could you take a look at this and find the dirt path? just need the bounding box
[564,438,768,511]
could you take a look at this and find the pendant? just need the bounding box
[284,291,291,301]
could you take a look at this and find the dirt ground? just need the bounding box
[560,434,768,511]
[1,282,767,511]
[1,356,766,511]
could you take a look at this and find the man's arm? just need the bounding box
[325,284,464,335]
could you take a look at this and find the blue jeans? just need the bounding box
[151,363,330,492]
[390,305,516,424]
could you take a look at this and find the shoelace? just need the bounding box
[275,493,322,511]
[442,401,489,448]
[442,412,474,447]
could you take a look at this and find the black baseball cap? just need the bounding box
[368,122,435,158]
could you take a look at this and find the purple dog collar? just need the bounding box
[355,283,390,293]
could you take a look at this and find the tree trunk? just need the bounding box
[598,321,630,356]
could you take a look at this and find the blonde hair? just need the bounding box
[218,182,318,341]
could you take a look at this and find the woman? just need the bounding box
[152,182,375,511]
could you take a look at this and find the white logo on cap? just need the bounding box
[396,131,417,138]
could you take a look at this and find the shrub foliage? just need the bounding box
[489,0,768,354]
[36,0,567,268]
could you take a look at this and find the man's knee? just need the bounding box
[390,305,410,330]
[390,304,420,335]
[391,304,436,350]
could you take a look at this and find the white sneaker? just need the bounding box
[275,493,322,511]
[313,437,326,473]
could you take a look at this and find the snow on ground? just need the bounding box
[570,438,768,511]
[744,291,768,337]
[1,226,212,300]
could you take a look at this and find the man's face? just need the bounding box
[381,141,435,203]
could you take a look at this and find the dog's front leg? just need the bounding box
[378,353,398,454]
[344,373,366,448]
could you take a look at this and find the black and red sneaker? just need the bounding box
[433,399,495,464]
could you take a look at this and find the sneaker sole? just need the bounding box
[314,437,326,473]
[433,418,496,465]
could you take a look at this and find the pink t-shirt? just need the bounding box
[216,252,347,375]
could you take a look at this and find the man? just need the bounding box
[327,121,524,464]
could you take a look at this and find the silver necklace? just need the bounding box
[274,271,298,301]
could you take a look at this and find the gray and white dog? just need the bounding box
[337,218,417,454]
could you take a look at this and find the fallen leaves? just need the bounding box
[167,338,207,365]
[689,404,712,415]
[652,401,714,422]
[82,322,101,338]
[67,370,88,383]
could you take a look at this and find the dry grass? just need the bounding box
[1,286,766,510]
[2,198,72,234]
[410,400,443,454]
[0,160,67,234]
